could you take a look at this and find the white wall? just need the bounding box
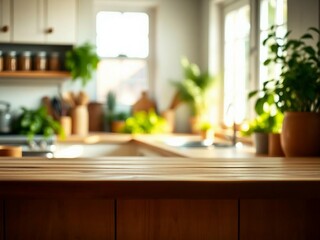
[288,0,319,38]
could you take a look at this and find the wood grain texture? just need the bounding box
[1,157,320,198]
[5,199,115,240]
[117,199,238,240]
[240,199,320,240]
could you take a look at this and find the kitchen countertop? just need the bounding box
[0,156,320,198]
[58,133,256,158]
[1,133,319,199]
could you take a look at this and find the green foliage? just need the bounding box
[263,26,320,112]
[122,110,169,134]
[246,73,284,135]
[13,106,62,140]
[65,42,100,87]
[241,111,283,136]
[199,121,213,131]
[171,57,216,116]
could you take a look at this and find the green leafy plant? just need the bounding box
[122,110,169,134]
[262,26,320,112]
[199,121,213,131]
[171,57,216,118]
[245,85,283,136]
[13,106,62,140]
[65,42,100,87]
[241,111,283,136]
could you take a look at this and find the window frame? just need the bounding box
[93,2,156,102]
[222,0,251,126]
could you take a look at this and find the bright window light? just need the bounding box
[96,11,150,104]
[96,11,149,58]
[223,5,250,126]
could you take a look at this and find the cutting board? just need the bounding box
[132,91,156,113]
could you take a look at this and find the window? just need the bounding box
[96,11,150,105]
[259,0,287,87]
[221,0,287,126]
[223,2,250,126]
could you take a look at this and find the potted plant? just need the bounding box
[171,57,216,133]
[65,42,100,87]
[261,26,320,156]
[111,112,129,133]
[199,121,214,142]
[12,106,63,141]
[122,109,169,134]
[243,89,283,155]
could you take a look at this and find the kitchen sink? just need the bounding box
[163,139,235,148]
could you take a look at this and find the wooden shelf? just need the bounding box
[0,71,71,79]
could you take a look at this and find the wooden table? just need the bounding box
[0,156,320,239]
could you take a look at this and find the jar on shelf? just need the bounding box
[34,51,47,71]
[18,51,32,71]
[4,51,17,71]
[0,51,3,71]
[48,52,60,71]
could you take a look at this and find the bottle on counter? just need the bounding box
[34,51,47,71]
[4,51,17,71]
[0,51,3,71]
[18,51,32,71]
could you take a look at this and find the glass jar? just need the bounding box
[34,51,47,71]
[0,51,3,71]
[18,51,32,71]
[4,51,17,71]
[48,52,60,71]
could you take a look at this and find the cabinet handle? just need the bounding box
[1,25,9,32]
[46,28,54,34]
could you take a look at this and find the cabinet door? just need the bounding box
[240,199,320,240]
[46,0,77,44]
[5,199,115,239]
[117,199,238,240]
[0,0,11,42]
[13,0,45,43]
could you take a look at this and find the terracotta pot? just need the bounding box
[111,121,125,133]
[253,132,269,155]
[281,112,320,157]
[268,133,284,157]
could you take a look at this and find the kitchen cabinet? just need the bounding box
[117,200,238,240]
[1,0,77,44]
[0,0,10,42]
[5,199,115,239]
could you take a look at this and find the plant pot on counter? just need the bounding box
[281,112,320,157]
[253,132,269,155]
[268,133,284,157]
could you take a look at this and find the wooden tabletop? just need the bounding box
[1,157,320,199]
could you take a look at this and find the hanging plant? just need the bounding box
[65,42,100,87]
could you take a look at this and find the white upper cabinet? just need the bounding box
[1,0,77,44]
[46,0,77,44]
[13,0,46,43]
[0,0,11,42]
